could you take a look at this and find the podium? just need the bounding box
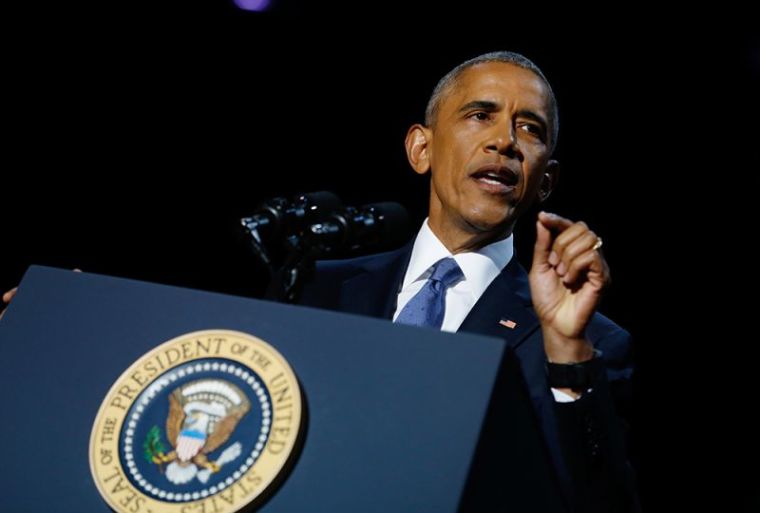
[0,266,564,512]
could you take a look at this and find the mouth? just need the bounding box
[470,163,519,194]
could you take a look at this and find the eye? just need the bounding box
[519,123,544,139]
[469,111,490,121]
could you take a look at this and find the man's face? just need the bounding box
[421,62,556,240]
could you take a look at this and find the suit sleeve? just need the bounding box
[553,319,640,513]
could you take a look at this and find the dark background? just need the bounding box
[2,5,758,511]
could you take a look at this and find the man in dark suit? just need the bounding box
[298,51,638,512]
[2,51,637,511]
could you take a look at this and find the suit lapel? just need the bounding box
[458,257,539,348]
[457,259,551,429]
[338,242,413,319]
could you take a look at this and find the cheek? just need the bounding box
[522,176,540,197]
[522,160,548,195]
[513,171,546,211]
[431,161,465,202]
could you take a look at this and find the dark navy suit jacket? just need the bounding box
[298,240,639,512]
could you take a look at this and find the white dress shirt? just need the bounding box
[392,218,513,333]
[392,218,577,403]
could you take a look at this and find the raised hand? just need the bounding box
[529,211,609,363]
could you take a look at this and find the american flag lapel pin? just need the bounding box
[499,318,517,329]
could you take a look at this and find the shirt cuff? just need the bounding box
[550,387,593,402]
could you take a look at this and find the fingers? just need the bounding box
[557,249,599,287]
[2,287,18,304]
[538,212,609,287]
[555,231,598,279]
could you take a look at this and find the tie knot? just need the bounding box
[428,257,463,289]
[394,256,463,329]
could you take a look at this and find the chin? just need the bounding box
[467,204,515,225]
[462,208,514,234]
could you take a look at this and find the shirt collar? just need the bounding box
[403,218,514,299]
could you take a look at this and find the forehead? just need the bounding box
[442,62,552,115]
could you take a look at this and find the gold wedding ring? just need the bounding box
[592,237,603,251]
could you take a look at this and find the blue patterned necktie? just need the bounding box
[394,257,464,329]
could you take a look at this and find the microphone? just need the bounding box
[240,191,342,267]
[240,191,342,243]
[254,198,409,303]
[306,202,409,254]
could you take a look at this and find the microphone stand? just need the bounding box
[263,234,323,304]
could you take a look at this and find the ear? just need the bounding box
[404,124,433,175]
[537,159,560,203]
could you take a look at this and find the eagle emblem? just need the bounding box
[146,378,251,485]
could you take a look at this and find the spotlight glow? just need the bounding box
[233,0,271,11]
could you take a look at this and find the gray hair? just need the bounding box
[424,51,559,153]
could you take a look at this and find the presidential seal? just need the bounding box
[89,329,303,513]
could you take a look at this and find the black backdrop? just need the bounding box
[2,8,758,511]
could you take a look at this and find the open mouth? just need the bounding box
[470,164,519,193]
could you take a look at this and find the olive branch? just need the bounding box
[143,425,168,472]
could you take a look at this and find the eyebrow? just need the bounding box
[458,100,500,114]
[458,101,549,139]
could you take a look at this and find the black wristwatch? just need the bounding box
[545,349,604,389]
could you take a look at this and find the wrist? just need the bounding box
[545,348,604,390]
[541,326,595,363]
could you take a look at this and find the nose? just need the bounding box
[484,122,523,162]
